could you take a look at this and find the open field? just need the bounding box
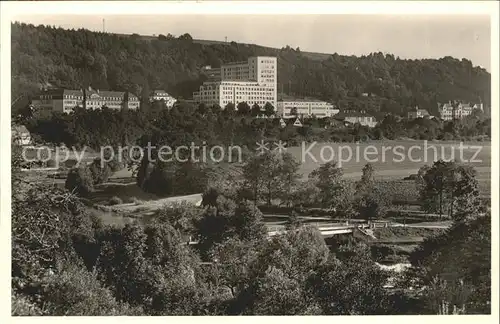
[24,140,490,223]
[286,140,491,179]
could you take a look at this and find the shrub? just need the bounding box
[64,159,78,168]
[89,159,112,185]
[137,160,175,196]
[46,159,57,168]
[65,166,94,196]
[11,293,43,316]
[108,196,123,206]
[38,261,143,315]
[108,159,124,172]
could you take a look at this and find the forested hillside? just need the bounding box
[12,22,491,116]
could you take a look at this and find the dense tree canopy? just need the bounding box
[12,22,490,117]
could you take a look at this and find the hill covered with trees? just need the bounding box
[12,22,490,116]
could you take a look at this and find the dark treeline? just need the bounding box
[12,22,490,118]
[20,101,490,152]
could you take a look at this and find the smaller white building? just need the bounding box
[277,99,339,119]
[150,90,177,108]
[407,106,430,120]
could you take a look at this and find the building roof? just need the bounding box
[222,61,248,66]
[278,98,331,103]
[152,90,174,97]
[440,102,480,110]
[37,88,139,100]
[278,95,333,103]
[334,110,374,119]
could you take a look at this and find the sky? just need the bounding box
[13,14,491,71]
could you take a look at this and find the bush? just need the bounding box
[108,159,125,172]
[65,166,94,196]
[46,159,57,168]
[64,159,78,168]
[11,293,43,316]
[89,159,112,185]
[137,160,175,196]
[108,196,123,206]
[37,261,143,315]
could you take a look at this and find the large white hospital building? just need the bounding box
[193,56,277,108]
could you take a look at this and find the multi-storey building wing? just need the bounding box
[31,88,140,115]
[438,101,484,120]
[201,65,221,81]
[277,99,339,119]
[193,56,277,109]
[334,110,377,128]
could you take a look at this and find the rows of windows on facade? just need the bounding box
[30,87,177,115]
[194,56,338,119]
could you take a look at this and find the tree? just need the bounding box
[197,103,208,115]
[306,244,391,315]
[409,213,491,314]
[232,226,329,315]
[146,201,202,235]
[355,187,390,221]
[88,158,112,185]
[278,153,301,207]
[96,223,203,315]
[288,179,321,208]
[418,160,480,220]
[36,260,142,315]
[264,102,275,117]
[224,103,236,115]
[246,267,319,315]
[242,151,300,206]
[354,164,390,220]
[195,197,265,255]
[237,102,251,115]
[285,210,303,230]
[210,104,222,114]
[358,163,375,188]
[250,103,261,117]
[255,226,329,279]
[451,165,482,221]
[232,200,267,242]
[178,33,193,41]
[65,166,94,196]
[137,159,176,196]
[209,237,260,297]
[151,99,167,113]
[242,153,265,205]
[309,161,346,211]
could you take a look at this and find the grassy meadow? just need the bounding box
[33,140,490,225]
[286,140,491,179]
